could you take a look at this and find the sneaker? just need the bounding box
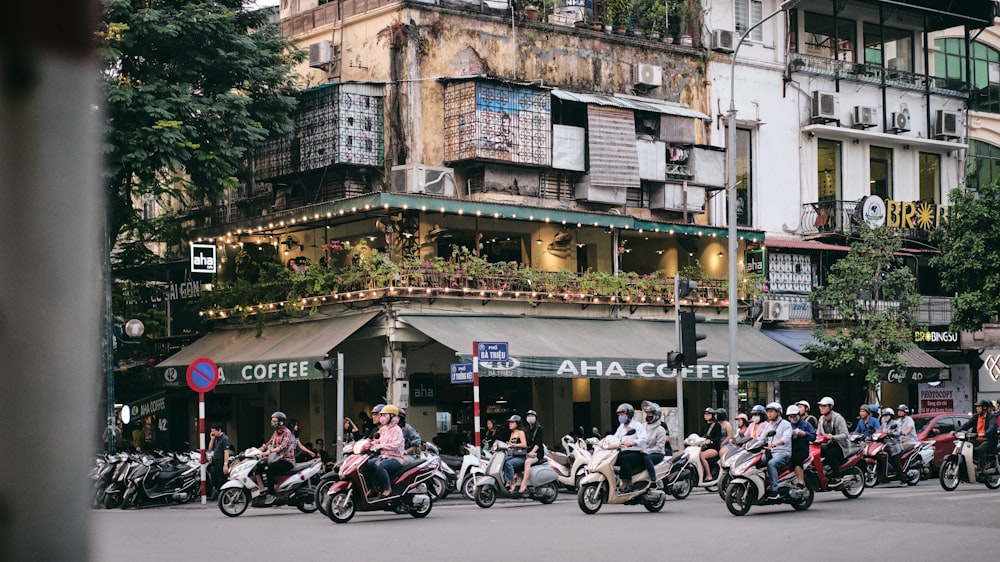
[827,477,841,486]
[766,491,779,500]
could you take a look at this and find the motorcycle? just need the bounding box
[576,434,668,514]
[716,434,755,498]
[121,451,201,509]
[939,432,1000,491]
[804,434,866,498]
[218,447,322,517]
[473,441,559,508]
[679,434,721,493]
[723,433,815,516]
[91,452,126,509]
[457,444,488,500]
[863,430,925,487]
[314,439,356,515]
[324,439,438,523]
[421,442,453,500]
[102,453,144,509]
[660,449,696,500]
[546,435,592,491]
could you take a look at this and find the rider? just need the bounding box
[518,410,545,495]
[365,404,385,439]
[816,396,849,485]
[502,415,527,493]
[716,408,734,450]
[641,401,667,489]
[796,400,819,430]
[613,403,647,492]
[956,399,998,471]
[896,405,917,445]
[699,408,722,481]
[786,404,816,488]
[744,405,769,439]
[366,404,405,498]
[854,404,881,438]
[735,413,749,436]
[398,409,423,459]
[763,402,792,499]
[259,411,295,499]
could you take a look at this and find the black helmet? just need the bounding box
[642,401,661,421]
[506,415,522,424]
[715,408,729,422]
[977,399,992,409]
[616,403,635,416]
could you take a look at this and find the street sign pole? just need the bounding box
[186,357,219,507]
[472,341,480,449]
[199,392,206,504]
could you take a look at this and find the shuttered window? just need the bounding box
[586,105,640,189]
[735,0,763,42]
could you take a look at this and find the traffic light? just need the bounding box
[679,311,707,366]
[677,278,698,299]
[314,358,336,378]
[667,351,683,369]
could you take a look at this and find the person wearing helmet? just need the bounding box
[517,410,545,495]
[816,397,849,484]
[854,404,881,439]
[796,400,818,429]
[786,404,816,488]
[367,404,405,498]
[763,402,792,499]
[956,399,998,471]
[735,413,749,435]
[502,415,527,493]
[896,405,917,445]
[699,407,722,481]
[365,404,385,439]
[613,403,647,492]
[259,411,295,499]
[744,405,768,439]
[641,401,667,488]
[398,409,423,459]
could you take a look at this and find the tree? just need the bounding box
[98,0,303,273]
[803,224,921,399]
[930,182,1000,330]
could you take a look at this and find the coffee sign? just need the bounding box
[880,366,950,383]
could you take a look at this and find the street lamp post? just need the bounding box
[727,0,801,412]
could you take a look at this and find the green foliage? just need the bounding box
[804,225,921,387]
[606,0,633,28]
[930,182,1000,330]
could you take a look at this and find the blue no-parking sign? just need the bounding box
[186,357,219,393]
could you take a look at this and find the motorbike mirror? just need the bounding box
[766,430,776,437]
[625,428,636,436]
[373,432,380,439]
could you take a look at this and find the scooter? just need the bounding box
[939,432,1000,491]
[680,434,721,492]
[121,451,201,509]
[661,449,695,500]
[325,439,438,523]
[421,442,453,500]
[804,434,867,498]
[473,441,559,508]
[546,435,592,491]
[863,430,925,487]
[218,448,322,517]
[457,444,488,500]
[576,434,668,514]
[715,434,755,498]
[723,433,815,516]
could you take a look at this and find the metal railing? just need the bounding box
[788,53,966,97]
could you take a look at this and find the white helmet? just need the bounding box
[785,405,799,416]
[765,402,782,412]
[818,396,835,407]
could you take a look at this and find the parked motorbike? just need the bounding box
[723,433,815,516]
[121,451,201,509]
[863,430,925,487]
[324,439,438,523]
[473,441,559,508]
[218,447,322,517]
[458,444,488,500]
[546,434,592,491]
[680,434,721,493]
[939,432,1000,491]
[103,453,144,509]
[91,452,126,509]
[804,434,866,498]
[576,434,668,514]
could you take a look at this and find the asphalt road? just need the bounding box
[90,482,1000,561]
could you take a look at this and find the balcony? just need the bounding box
[800,200,934,242]
[788,53,966,97]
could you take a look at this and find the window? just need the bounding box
[804,12,856,62]
[870,146,893,199]
[967,140,1000,190]
[736,129,753,226]
[863,24,913,71]
[735,0,764,42]
[919,153,940,202]
[817,139,842,201]
[935,38,1000,112]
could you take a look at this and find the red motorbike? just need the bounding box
[804,434,866,499]
[863,430,925,487]
[324,439,438,523]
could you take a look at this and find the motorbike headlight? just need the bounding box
[731,456,759,477]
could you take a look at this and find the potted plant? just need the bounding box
[606,0,631,33]
[676,0,702,46]
[524,4,540,20]
[641,0,665,40]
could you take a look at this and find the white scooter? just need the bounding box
[546,435,592,491]
[218,447,323,517]
[938,432,1000,491]
[576,433,668,514]
[458,444,489,500]
[681,434,721,492]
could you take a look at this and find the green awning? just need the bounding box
[400,315,811,382]
[157,312,377,385]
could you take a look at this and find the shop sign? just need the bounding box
[860,195,948,231]
[980,350,1000,390]
[918,388,954,413]
[879,367,949,383]
[410,374,436,406]
[476,356,729,380]
[129,392,167,419]
[745,249,766,276]
[913,329,960,350]
[190,244,217,274]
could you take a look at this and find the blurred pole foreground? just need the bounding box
[0,1,102,559]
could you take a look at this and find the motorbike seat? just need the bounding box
[439,454,463,470]
[288,461,316,474]
[845,443,863,458]
[391,460,424,477]
[155,468,184,481]
[900,441,917,453]
[548,451,570,465]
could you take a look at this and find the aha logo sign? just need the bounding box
[190,243,217,274]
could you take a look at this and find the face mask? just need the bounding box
[751,415,760,423]
[618,414,629,424]
[271,422,279,429]
[645,415,655,423]
[526,416,536,424]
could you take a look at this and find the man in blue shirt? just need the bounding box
[854,404,880,438]
[786,405,816,488]
[764,402,792,499]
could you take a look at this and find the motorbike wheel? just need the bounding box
[724,481,752,516]
[537,482,559,504]
[474,486,497,509]
[120,487,137,510]
[863,464,878,488]
[315,480,335,515]
[840,466,865,499]
[428,475,448,501]
[983,471,1000,490]
[327,490,356,523]
[296,486,318,513]
[671,471,695,500]
[218,488,250,517]
[790,483,814,511]
[103,491,121,510]
[573,468,587,491]
[577,482,604,514]
[717,472,731,499]
[461,475,477,501]
[939,459,960,491]
[643,490,666,513]
[904,466,921,486]
[409,496,433,518]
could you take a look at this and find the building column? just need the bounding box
[590,378,612,435]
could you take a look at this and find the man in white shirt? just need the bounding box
[764,402,792,499]
[613,403,647,492]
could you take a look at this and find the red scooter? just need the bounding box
[863,430,925,487]
[804,434,866,498]
[324,439,438,523]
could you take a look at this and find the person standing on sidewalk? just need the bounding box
[208,422,231,499]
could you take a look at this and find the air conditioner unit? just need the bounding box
[633,63,663,87]
[712,29,735,53]
[890,108,911,133]
[935,110,961,139]
[308,40,338,69]
[763,300,790,322]
[811,91,839,122]
[391,164,456,197]
[852,106,877,129]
